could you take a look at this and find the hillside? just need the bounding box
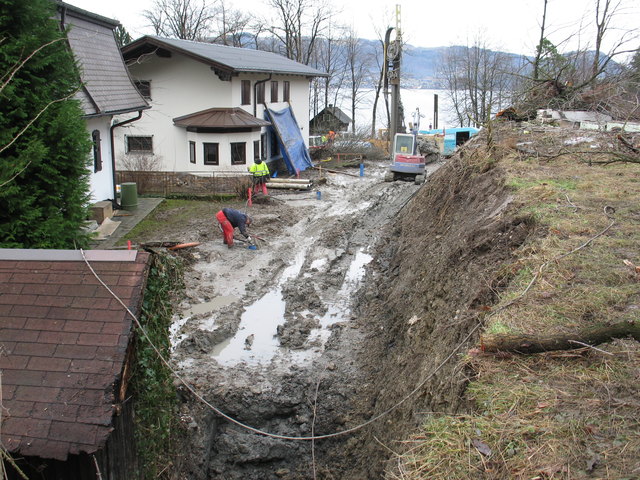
[340,121,640,478]
[122,121,639,479]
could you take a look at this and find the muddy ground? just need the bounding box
[161,139,534,479]
[165,160,435,479]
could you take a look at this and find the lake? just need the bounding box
[336,88,458,133]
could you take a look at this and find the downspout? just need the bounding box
[110,111,143,208]
[253,74,272,118]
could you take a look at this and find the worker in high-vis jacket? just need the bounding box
[248,158,269,195]
[215,207,253,248]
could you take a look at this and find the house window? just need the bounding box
[203,143,219,165]
[92,129,102,173]
[283,81,290,102]
[189,141,196,164]
[231,142,246,165]
[134,80,151,100]
[256,82,265,104]
[261,133,267,159]
[253,140,260,161]
[270,81,278,102]
[241,80,251,105]
[126,136,153,153]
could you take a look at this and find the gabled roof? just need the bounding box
[0,249,150,461]
[173,107,271,129]
[313,106,351,125]
[56,2,149,117]
[122,35,327,79]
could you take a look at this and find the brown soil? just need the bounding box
[133,124,639,479]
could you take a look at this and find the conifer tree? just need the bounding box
[0,0,92,248]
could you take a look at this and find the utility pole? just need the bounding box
[383,4,402,142]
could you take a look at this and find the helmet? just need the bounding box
[255,158,262,164]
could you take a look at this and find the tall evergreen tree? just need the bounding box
[0,0,92,248]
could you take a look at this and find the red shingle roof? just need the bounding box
[0,249,150,461]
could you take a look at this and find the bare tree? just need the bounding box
[532,0,549,81]
[143,0,216,40]
[263,0,330,64]
[343,28,372,133]
[439,36,513,127]
[209,0,253,47]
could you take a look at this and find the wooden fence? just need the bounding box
[116,171,251,196]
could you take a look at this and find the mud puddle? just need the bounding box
[171,161,444,479]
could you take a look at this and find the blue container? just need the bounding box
[359,163,364,177]
[316,190,321,200]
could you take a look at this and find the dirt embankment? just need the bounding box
[326,145,534,478]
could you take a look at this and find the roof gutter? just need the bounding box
[253,74,272,118]
[109,111,144,208]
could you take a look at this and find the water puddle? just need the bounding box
[319,248,372,327]
[213,249,307,365]
[211,247,372,366]
[171,296,239,350]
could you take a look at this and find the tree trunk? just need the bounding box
[481,321,640,354]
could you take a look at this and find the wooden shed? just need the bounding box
[309,105,351,135]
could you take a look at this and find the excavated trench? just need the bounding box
[170,146,533,479]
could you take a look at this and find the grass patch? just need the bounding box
[396,125,640,479]
[119,197,245,246]
[396,347,640,479]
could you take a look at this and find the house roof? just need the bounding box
[314,106,351,125]
[56,2,149,117]
[173,107,271,129]
[0,249,150,461]
[122,35,328,79]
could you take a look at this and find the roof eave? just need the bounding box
[123,36,235,77]
[83,104,151,119]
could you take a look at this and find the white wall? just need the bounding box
[85,116,114,203]
[115,51,314,173]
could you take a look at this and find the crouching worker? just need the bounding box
[248,158,269,195]
[215,207,254,248]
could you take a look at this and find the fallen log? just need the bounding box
[481,321,640,354]
[268,178,312,184]
[266,182,312,190]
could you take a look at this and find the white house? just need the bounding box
[56,2,149,203]
[118,36,326,174]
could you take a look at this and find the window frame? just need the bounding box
[92,129,102,173]
[283,81,290,102]
[241,79,251,105]
[253,140,260,161]
[230,142,247,165]
[189,141,196,164]
[270,80,279,103]
[256,82,265,104]
[203,142,219,165]
[126,135,153,154]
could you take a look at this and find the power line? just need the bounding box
[81,248,481,441]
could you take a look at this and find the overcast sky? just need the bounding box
[66,0,639,59]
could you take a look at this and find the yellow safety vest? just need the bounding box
[249,161,269,177]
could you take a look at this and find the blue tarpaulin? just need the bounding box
[265,107,314,175]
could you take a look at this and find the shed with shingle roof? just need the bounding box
[0,249,150,479]
[310,105,352,135]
